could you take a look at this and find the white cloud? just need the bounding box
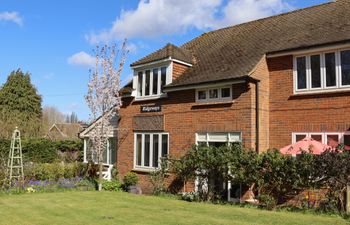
[86,0,292,44]
[86,0,222,44]
[213,0,292,28]
[67,51,95,67]
[0,11,23,26]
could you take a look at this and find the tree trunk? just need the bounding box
[346,184,350,214]
[98,161,103,191]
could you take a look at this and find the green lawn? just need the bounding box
[0,191,347,225]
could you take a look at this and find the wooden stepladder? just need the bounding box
[7,127,24,182]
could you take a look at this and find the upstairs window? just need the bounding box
[294,49,350,93]
[136,66,168,98]
[196,86,232,102]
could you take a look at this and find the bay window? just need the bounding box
[135,66,168,99]
[294,49,350,93]
[134,133,169,170]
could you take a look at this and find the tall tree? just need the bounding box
[0,69,42,138]
[85,42,127,190]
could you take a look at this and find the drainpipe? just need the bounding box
[247,77,260,153]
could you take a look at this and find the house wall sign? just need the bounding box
[140,105,161,113]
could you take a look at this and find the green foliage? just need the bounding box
[0,69,42,138]
[123,172,139,189]
[0,138,83,164]
[24,162,87,181]
[258,194,277,210]
[149,158,168,195]
[101,179,122,191]
[171,144,350,213]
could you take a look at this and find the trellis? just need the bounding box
[7,127,24,182]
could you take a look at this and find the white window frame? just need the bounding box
[293,48,350,94]
[339,50,350,88]
[196,86,232,103]
[195,132,242,146]
[84,136,116,165]
[292,132,350,147]
[134,64,171,100]
[133,132,169,171]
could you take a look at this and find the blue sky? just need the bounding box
[0,0,329,121]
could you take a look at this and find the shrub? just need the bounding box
[101,179,122,191]
[258,194,277,210]
[149,158,168,195]
[123,172,139,189]
[181,192,199,202]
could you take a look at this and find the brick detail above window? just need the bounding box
[133,115,164,131]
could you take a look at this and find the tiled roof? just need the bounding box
[130,43,193,66]
[132,0,350,88]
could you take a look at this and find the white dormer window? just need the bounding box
[293,49,350,94]
[135,66,169,99]
[196,86,232,102]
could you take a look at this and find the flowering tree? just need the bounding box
[85,41,127,191]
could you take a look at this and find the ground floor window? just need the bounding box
[196,132,241,147]
[292,132,350,149]
[134,132,169,170]
[84,137,117,165]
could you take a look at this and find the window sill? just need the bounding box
[132,167,157,173]
[134,94,167,102]
[292,88,350,98]
[194,100,234,106]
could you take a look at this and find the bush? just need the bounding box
[258,194,277,210]
[101,179,122,191]
[24,162,87,181]
[0,138,83,164]
[123,172,139,189]
[181,191,199,202]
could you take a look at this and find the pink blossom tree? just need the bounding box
[85,41,128,191]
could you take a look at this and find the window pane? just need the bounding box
[145,70,150,96]
[325,53,336,87]
[209,142,227,147]
[152,68,158,95]
[327,134,339,148]
[344,135,350,150]
[341,50,350,86]
[310,134,322,143]
[109,138,117,164]
[144,134,150,167]
[197,142,207,147]
[138,72,143,96]
[311,55,321,88]
[153,134,159,168]
[209,89,218,99]
[295,134,306,142]
[198,90,206,100]
[221,88,231,98]
[136,134,142,166]
[161,134,168,157]
[160,67,166,93]
[296,57,307,89]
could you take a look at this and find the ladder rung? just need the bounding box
[11,166,22,168]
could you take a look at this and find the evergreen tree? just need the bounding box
[0,69,42,138]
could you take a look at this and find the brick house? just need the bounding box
[113,0,350,193]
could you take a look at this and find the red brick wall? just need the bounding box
[172,62,189,81]
[268,55,350,149]
[117,83,255,193]
[250,56,270,152]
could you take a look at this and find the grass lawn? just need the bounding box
[0,191,348,225]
